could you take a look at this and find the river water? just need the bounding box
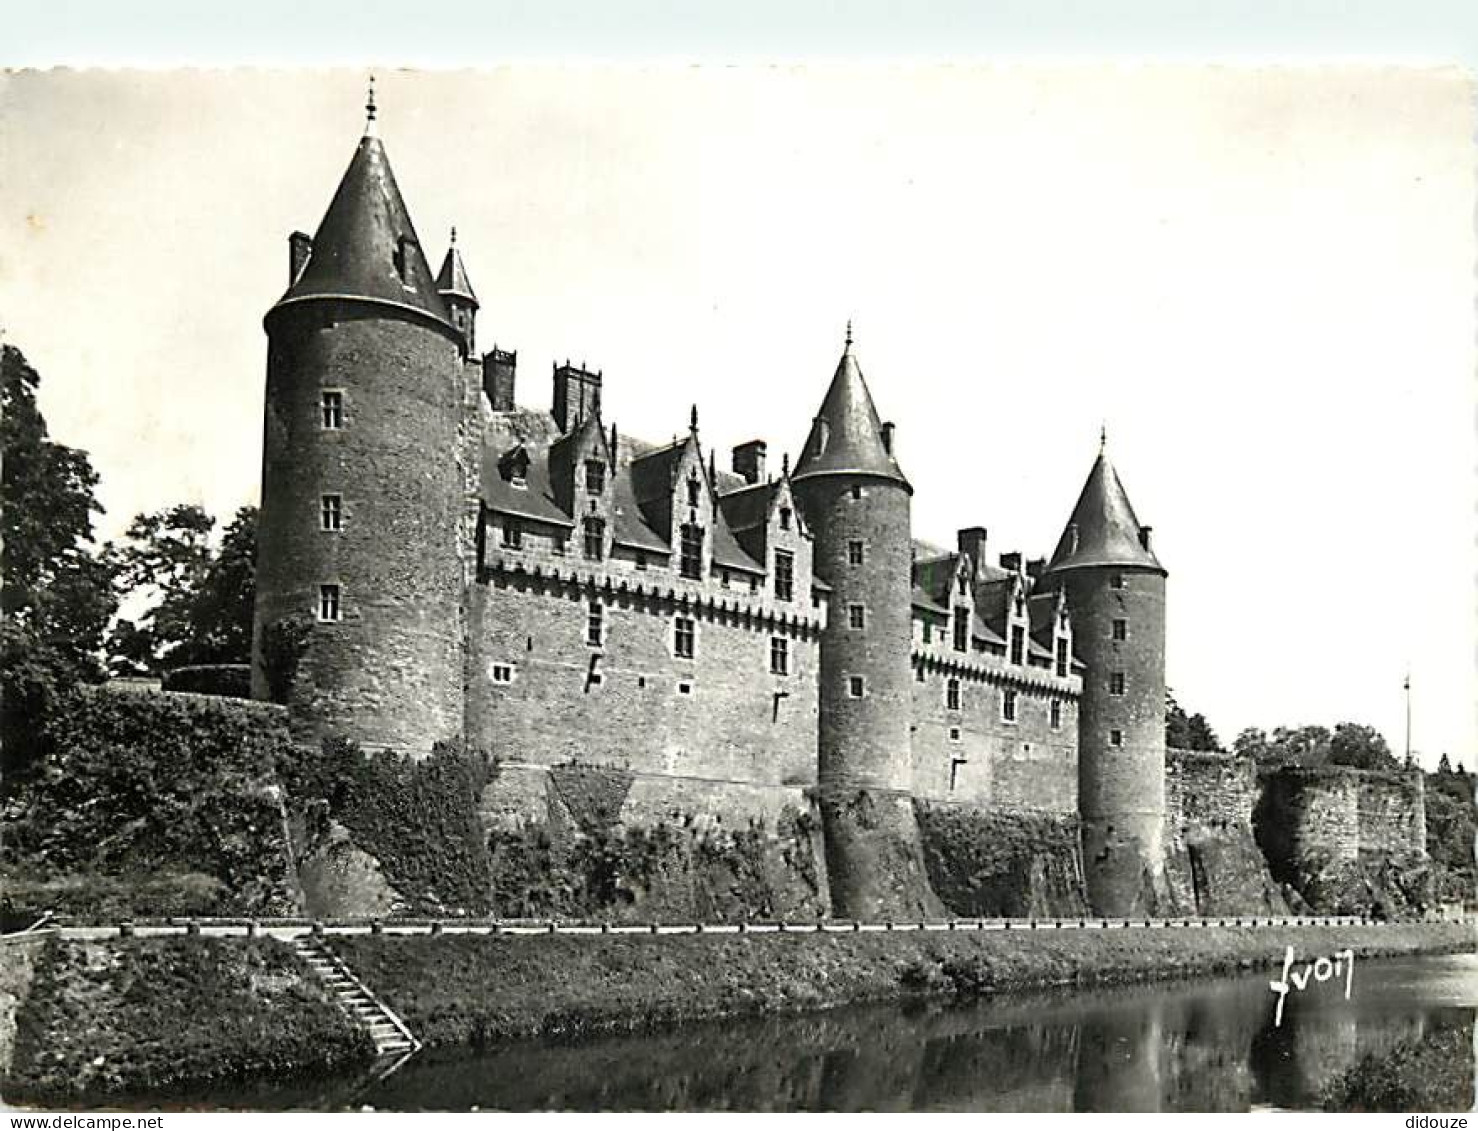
[111,952,1478,1111]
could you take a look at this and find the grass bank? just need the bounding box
[2,936,371,1105]
[335,921,1475,1048]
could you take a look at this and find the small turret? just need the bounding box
[435,227,479,355]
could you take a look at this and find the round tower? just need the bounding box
[791,327,938,919]
[252,91,467,754]
[1045,435,1169,915]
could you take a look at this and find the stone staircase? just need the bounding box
[293,935,420,1060]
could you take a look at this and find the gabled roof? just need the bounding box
[792,339,910,490]
[481,442,573,528]
[913,553,963,606]
[435,236,478,306]
[270,132,452,329]
[1046,447,1166,576]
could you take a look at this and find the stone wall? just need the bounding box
[466,569,820,787]
[1164,749,1287,916]
[1254,765,1431,915]
[910,663,1078,811]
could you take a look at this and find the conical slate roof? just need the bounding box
[1045,447,1165,576]
[269,131,452,328]
[791,338,910,490]
[435,235,478,306]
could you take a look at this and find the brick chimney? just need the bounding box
[732,440,767,485]
[483,348,517,412]
[552,362,603,433]
[999,551,1023,573]
[957,527,988,576]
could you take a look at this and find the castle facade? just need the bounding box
[252,102,1174,918]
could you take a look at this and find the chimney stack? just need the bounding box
[999,551,1023,573]
[732,440,767,485]
[552,362,603,433]
[1139,525,1153,551]
[957,527,988,575]
[483,348,517,412]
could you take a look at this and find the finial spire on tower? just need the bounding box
[364,76,378,137]
[844,319,853,352]
[449,225,457,245]
[1100,422,1107,453]
[690,404,699,432]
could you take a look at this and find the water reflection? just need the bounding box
[67,953,1478,1112]
[346,953,1475,1112]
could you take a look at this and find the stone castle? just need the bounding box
[251,98,1425,922]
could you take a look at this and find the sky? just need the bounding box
[1,14,1474,768]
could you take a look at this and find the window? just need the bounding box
[774,549,794,601]
[1112,619,1127,641]
[1050,698,1062,730]
[680,523,704,579]
[915,663,926,683]
[584,459,605,493]
[317,583,340,622]
[953,606,969,652]
[1111,572,1126,590]
[686,475,701,508]
[950,757,966,791]
[779,507,792,531]
[673,616,695,659]
[1010,624,1025,665]
[848,604,866,630]
[502,516,523,549]
[677,680,692,695]
[1002,689,1018,722]
[770,636,789,675]
[320,494,342,531]
[1055,638,1069,679]
[848,540,865,566]
[320,390,344,429]
[922,621,932,645]
[491,663,514,685]
[847,675,865,698]
[850,485,864,501]
[946,678,961,711]
[583,516,605,560]
[635,552,648,571]
[949,726,962,743]
[1110,671,1125,695]
[1110,728,1124,748]
[586,601,604,647]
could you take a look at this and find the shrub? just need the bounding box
[279,737,497,916]
[0,685,299,917]
[161,664,252,699]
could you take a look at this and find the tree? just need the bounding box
[2,344,118,778]
[107,504,257,672]
[1327,722,1397,772]
[1166,690,1221,751]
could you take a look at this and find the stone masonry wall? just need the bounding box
[1166,749,1286,915]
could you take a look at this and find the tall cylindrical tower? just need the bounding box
[1045,438,1169,915]
[253,101,466,755]
[791,329,938,919]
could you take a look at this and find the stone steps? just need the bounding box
[293,936,421,1059]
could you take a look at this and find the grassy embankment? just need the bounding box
[334,921,1476,1048]
[1,936,371,1106]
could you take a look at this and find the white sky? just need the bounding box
[0,65,1472,767]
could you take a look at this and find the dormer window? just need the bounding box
[679,523,704,579]
[499,446,531,488]
[583,516,605,561]
[393,235,418,286]
[952,606,969,652]
[585,459,605,494]
[1010,625,1025,666]
[779,507,792,531]
[686,475,701,509]
[1055,637,1069,679]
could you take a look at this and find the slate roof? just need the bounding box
[270,132,452,328]
[1046,448,1165,576]
[434,238,478,305]
[792,341,910,489]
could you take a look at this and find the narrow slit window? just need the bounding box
[946,678,961,711]
[1002,688,1017,722]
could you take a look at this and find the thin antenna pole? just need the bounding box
[1404,672,1412,764]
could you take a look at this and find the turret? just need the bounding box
[252,83,466,754]
[435,227,478,355]
[791,325,937,919]
[1045,433,1169,915]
